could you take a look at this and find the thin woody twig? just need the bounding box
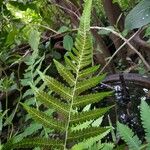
[90,26,150,73]
[39,25,59,34]
[52,3,80,20]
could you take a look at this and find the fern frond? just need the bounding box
[140,100,150,144]
[20,0,113,149]
[68,127,108,142]
[22,104,66,132]
[38,71,72,101]
[70,106,112,124]
[73,91,112,108]
[54,60,76,86]
[21,54,49,108]
[117,122,142,150]
[75,74,105,95]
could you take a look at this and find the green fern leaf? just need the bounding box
[68,127,108,142]
[54,60,76,86]
[33,87,69,116]
[38,71,73,100]
[14,138,63,149]
[73,91,112,108]
[72,129,111,150]
[70,106,112,124]
[117,122,142,150]
[1,139,14,150]
[79,0,92,31]
[65,56,77,72]
[78,65,100,79]
[140,100,150,144]
[8,138,63,150]
[99,143,114,150]
[71,6,93,71]
[23,89,34,98]
[75,74,106,95]
[13,123,42,143]
[79,59,92,70]
[67,52,78,64]
[22,104,66,132]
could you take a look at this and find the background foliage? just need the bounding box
[0,0,150,149]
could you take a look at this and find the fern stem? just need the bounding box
[63,78,77,150]
[63,61,80,149]
[64,31,86,150]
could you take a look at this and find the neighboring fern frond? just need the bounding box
[117,100,150,150]
[21,55,49,106]
[117,122,142,150]
[140,100,150,149]
[12,0,113,149]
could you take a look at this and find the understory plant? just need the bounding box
[2,0,113,149]
[117,100,150,150]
